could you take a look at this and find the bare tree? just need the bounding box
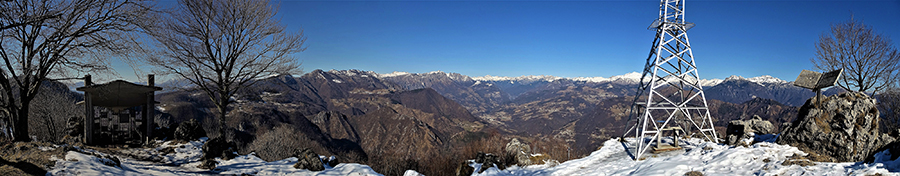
[143,0,305,138]
[0,0,151,141]
[812,17,900,93]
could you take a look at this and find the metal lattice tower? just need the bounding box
[622,0,717,160]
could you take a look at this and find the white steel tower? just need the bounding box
[623,0,718,160]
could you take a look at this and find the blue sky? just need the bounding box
[113,0,900,82]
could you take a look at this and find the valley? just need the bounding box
[152,69,826,175]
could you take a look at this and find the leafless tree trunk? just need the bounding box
[142,0,305,137]
[811,17,900,93]
[0,0,151,141]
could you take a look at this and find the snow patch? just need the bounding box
[403,170,425,176]
[379,71,411,77]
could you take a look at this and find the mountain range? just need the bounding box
[58,69,836,174]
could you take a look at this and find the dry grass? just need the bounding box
[781,154,818,166]
[684,171,704,176]
[529,154,553,165]
[0,141,70,176]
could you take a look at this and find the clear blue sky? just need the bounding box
[113,0,900,82]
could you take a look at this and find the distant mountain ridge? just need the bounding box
[378,70,798,88]
[373,70,843,107]
[149,68,820,171]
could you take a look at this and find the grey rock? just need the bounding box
[198,137,238,170]
[777,92,886,162]
[475,152,503,173]
[456,160,474,176]
[293,148,325,171]
[724,115,775,145]
[174,119,206,141]
[64,116,83,137]
[505,138,532,166]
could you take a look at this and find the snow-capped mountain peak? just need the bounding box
[726,75,745,80]
[471,75,563,82]
[374,70,787,87]
[725,75,788,85]
[747,75,788,84]
[612,72,642,82]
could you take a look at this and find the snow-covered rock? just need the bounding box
[474,138,898,176]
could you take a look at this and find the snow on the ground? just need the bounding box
[48,138,383,176]
[475,138,900,176]
[214,153,381,175]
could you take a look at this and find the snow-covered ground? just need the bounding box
[475,138,900,176]
[47,137,383,176]
[43,136,900,176]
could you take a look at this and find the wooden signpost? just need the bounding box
[793,69,843,106]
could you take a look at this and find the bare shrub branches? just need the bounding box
[812,18,900,93]
[878,88,900,132]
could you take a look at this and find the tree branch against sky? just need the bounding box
[143,0,305,138]
[0,0,151,141]
[811,18,900,93]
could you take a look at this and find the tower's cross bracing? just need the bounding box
[623,0,717,160]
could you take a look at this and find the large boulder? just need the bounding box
[198,137,238,170]
[64,116,83,137]
[474,152,505,173]
[174,119,206,141]
[777,92,891,162]
[724,115,775,145]
[293,148,325,171]
[61,116,84,145]
[505,138,531,166]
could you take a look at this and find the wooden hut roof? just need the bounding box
[76,80,162,109]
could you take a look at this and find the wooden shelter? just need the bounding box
[76,75,161,145]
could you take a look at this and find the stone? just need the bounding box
[323,156,339,167]
[198,137,237,169]
[64,116,83,137]
[505,138,532,166]
[777,92,887,162]
[724,115,775,145]
[174,119,206,141]
[455,160,474,176]
[748,115,775,134]
[293,148,324,171]
[474,152,505,173]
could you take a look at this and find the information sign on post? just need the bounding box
[793,69,843,105]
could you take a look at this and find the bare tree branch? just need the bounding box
[141,0,305,138]
[811,18,900,93]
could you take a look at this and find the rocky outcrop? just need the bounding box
[505,138,532,166]
[293,148,324,171]
[475,152,505,173]
[61,116,84,144]
[777,92,889,162]
[174,119,206,141]
[198,137,237,169]
[725,115,775,145]
[455,160,475,176]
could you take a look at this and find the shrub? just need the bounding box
[248,124,327,162]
